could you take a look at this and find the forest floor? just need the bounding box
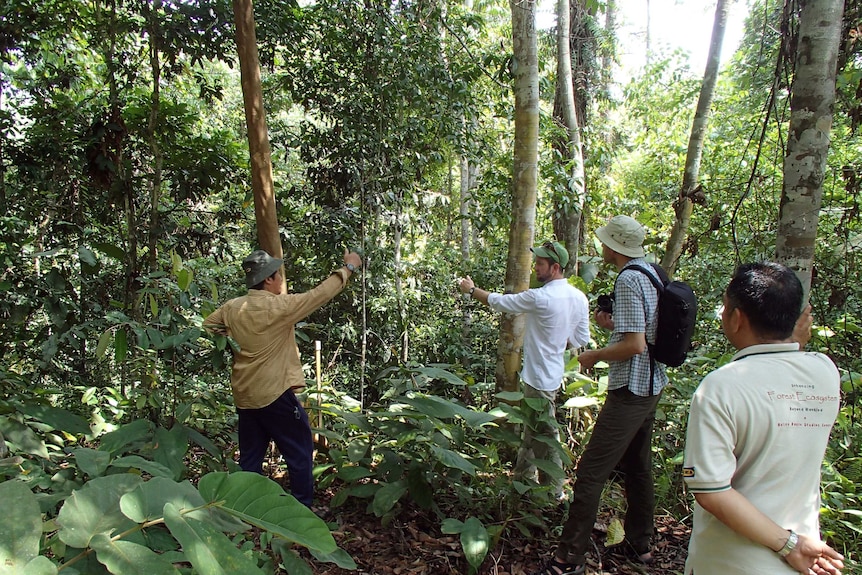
[299,483,692,575]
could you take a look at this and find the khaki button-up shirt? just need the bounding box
[204,268,350,409]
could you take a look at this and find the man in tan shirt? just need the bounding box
[204,248,362,507]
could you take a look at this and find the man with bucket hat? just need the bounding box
[204,248,362,507]
[534,215,665,575]
[458,240,589,502]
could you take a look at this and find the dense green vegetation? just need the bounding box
[1,0,860,573]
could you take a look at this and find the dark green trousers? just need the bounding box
[557,387,662,565]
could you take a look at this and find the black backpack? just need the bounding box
[622,264,697,369]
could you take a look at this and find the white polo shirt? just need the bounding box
[487,278,590,392]
[683,342,840,574]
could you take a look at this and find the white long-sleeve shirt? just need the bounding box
[487,278,590,392]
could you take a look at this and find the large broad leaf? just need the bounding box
[430,445,477,476]
[17,557,57,575]
[271,542,313,575]
[120,478,207,523]
[119,478,246,533]
[73,448,112,478]
[99,420,153,456]
[17,404,90,435]
[163,503,263,575]
[307,547,358,570]
[410,366,469,387]
[57,474,142,549]
[371,479,408,517]
[0,417,49,458]
[110,455,175,479]
[198,472,337,554]
[0,481,43,574]
[90,533,180,575]
[460,517,490,574]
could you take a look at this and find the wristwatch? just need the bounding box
[777,530,798,557]
[344,262,357,273]
[469,287,476,296]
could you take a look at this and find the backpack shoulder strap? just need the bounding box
[620,264,665,292]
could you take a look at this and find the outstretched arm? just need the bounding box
[458,276,491,305]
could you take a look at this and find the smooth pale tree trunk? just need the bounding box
[497,0,539,394]
[552,0,585,276]
[661,0,729,276]
[232,0,283,276]
[776,0,845,300]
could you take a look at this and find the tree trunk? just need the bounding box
[661,0,729,276]
[232,0,282,270]
[497,0,539,394]
[552,0,585,277]
[776,0,845,300]
[145,0,163,273]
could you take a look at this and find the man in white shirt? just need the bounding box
[459,240,590,500]
[683,262,844,575]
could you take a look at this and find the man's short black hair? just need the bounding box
[725,262,803,340]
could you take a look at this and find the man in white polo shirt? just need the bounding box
[459,240,590,500]
[683,262,844,575]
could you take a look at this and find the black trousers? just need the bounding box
[237,389,314,507]
[557,387,662,565]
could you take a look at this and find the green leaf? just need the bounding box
[17,557,58,575]
[271,542,313,575]
[120,478,247,533]
[337,465,374,481]
[163,503,264,575]
[430,445,477,476]
[412,366,468,387]
[307,546,358,570]
[99,420,153,456]
[96,331,112,360]
[120,478,204,523]
[93,243,126,261]
[57,474,143,549]
[78,246,98,267]
[111,455,175,479]
[440,517,464,534]
[371,479,408,516]
[177,268,192,292]
[494,391,523,402]
[407,465,433,510]
[461,517,490,572]
[73,448,111,478]
[198,472,337,554]
[115,328,128,363]
[0,481,42,574]
[90,533,181,575]
[152,426,189,481]
[606,517,625,546]
[0,417,49,458]
[18,404,90,435]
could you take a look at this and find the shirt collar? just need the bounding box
[731,342,800,361]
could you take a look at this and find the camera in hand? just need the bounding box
[596,293,615,314]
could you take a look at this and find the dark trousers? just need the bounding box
[557,387,662,565]
[237,389,314,507]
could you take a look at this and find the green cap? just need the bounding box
[531,240,569,268]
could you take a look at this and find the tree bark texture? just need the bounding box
[661,0,728,276]
[497,0,539,394]
[552,0,585,276]
[232,0,282,267]
[776,0,845,299]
